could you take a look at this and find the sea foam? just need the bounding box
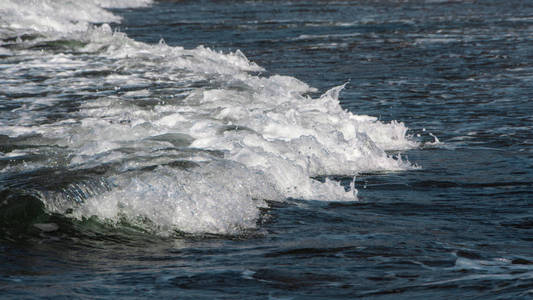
[0,0,418,235]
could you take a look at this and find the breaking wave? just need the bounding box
[0,0,418,235]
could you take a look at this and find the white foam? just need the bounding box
[92,0,152,9]
[0,0,151,32]
[47,161,281,235]
[0,0,419,234]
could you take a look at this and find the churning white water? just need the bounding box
[0,0,417,234]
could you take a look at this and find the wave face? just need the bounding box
[0,0,417,235]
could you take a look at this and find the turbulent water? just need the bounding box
[1,0,532,298]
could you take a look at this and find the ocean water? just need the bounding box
[0,0,532,298]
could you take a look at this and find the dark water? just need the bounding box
[2,0,533,298]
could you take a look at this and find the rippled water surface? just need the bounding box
[1,0,532,298]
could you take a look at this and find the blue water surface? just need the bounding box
[1,0,533,298]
